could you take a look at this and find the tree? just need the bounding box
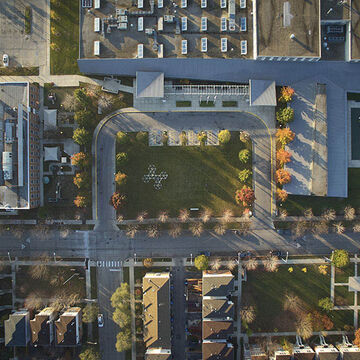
[214,223,226,235]
[74,88,91,109]
[178,209,190,222]
[30,254,50,280]
[354,328,360,346]
[169,223,182,238]
[110,192,126,210]
[25,293,45,310]
[322,208,336,221]
[158,211,169,223]
[304,208,314,219]
[83,304,99,323]
[116,152,128,168]
[79,347,100,360]
[71,152,89,168]
[115,172,127,186]
[74,195,87,208]
[227,259,237,271]
[276,149,292,166]
[74,109,93,128]
[116,131,129,145]
[238,149,250,163]
[353,223,360,232]
[126,225,138,238]
[276,107,294,126]
[63,93,78,111]
[276,188,288,202]
[235,186,255,206]
[143,258,153,268]
[210,258,221,270]
[111,283,130,308]
[279,86,295,103]
[113,305,131,327]
[344,206,356,221]
[276,128,295,147]
[283,293,303,313]
[239,131,250,143]
[73,173,86,189]
[244,258,258,271]
[194,255,209,270]
[296,314,313,340]
[180,131,187,146]
[331,249,350,268]
[333,222,345,234]
[136,131,148,144]
[238,169,252,183]
[115,329,131,352]
[73,128,91,146]
[221,209,234,223]
[318,297,334,312]
[275,169,291,185]
[264,255,279,272]
[200,208,212,223]
[218,130,231,144]
[147,225,159,238]
[240,306,256,324]
[198,131,207,146]
[190,222,204,237]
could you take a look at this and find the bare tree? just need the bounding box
[344,206,356,221]
[158,211,169,223]
[303,208,314,219]
[30,254,50,280]
[240,306,256,324]
[239,221,251,235]
[227,259,237,271]
[117,214,124,223]
[333,222,345,234]
[60,228,70,239]
[264,256,279,272]
[210,258,221,270]
[126,225,138,239]
[279,209,288,220]
[190,222,204,237]
[221,209,234,223]
[353,223,360,232]
[200,208,212,223]
[136,211,148,223]
[62,93,78,112]
[168,224,182,238]
[98,94,113,111]
[292,221,307,238]
[214,224,226,235]
[311,220,328,235]
[178,209,190,222]
[244,258,258,271]
[147,225,159,238]
[322,209,336,221]
[283,293,303,313]
[25,293,46,310]
[296,315,313,340]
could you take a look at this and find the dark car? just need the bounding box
[199,251,211,257]
[270,250,283,258]
[240,251,253,259]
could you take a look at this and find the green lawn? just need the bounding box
[242,265,353,332]
[335,263,354,283]
[283,169,360,216]
[50,0,79,74]
[117,132,252,218]
[334,286,354,306]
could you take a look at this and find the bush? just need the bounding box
[116,131,129,145]
[318,297,334,312]
[115,172,127,186]
[110,192,126,210]
[116,152,128,168]
[71,152,89,168]
[73,128,92,146]
[235,186,255,206]
[276,107,294,126]
[238,149,250,163]
[331,249,350,268]
[279,86,295,103]
[74,109,93,128]
[275,169,291,185]
[143,258,153,268]
[198,131,207,146]
[276,128,295,147]
[218,130,231,144]
[276,149,292,166]
[276,188,288,202]
[194,255,209,270]
[136,131,148,145]
[238,169,252,183]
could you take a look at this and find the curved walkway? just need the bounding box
[92,108,275,231]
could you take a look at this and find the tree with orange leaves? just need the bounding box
[74,195,87,208]
[277,149,292,166]
[276,128,295,147]
[276,169,291,185]
[279,86,295,103]
[276,188,288,202]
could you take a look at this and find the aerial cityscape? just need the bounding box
[1,0,360,359]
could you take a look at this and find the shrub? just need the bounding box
[239,131,250,143]
[71,152,89,168]
[198,131,207,146]
[238,149,250,163]
[73,173,86,189]
[110,192,126,210]
[74,88,91,109]
[276,107,294,126]
[354,328,360,346]
[74,195,87,208]
[276,128,295,147]
[162,132,169,146]
[136,131,148,145]
[318,297,334,312]
[180,131,188,146]
[115,172,127,186]
[116,131,129,145]
[116,152,128,168]
[279,86,295,103]
[276,149,292,166]
[276,188,288,202]
[73,128,92,146]
[143,258,153,268]
[238,169,252,183]
[331,249,350,268]
[235,186,255,206]
[275,169,291,185]
[194,255,209,270]
[74,109,93,128]
[82,304,99,323]
[218,130,231,144]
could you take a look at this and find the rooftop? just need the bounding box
[202,341,234,360]
[136,71,164,98]
[202,320,233,340]
[143,272,171,349]
[202,298,234,319]
[351,0,360,59]
[257,0,320,58]
[55,307,81,346]
[145,348,172,360]
[5,311,29,347]
[202,270,234,297]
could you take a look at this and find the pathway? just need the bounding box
[129,260,136,360]
[236,260,242,360]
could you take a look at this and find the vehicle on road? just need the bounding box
[239,250,253,259]
[270,250,283,258]
[97,314,104,327]
[199,251,211,257]
[2,54,9,67]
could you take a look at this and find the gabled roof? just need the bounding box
[250,80,276,106]
[143,273,171,349]
[202,320,233,340]
[136,71,164,98]
[30,314,50,345]
[5,311,29,347]
[55,307,81,346]
[202,298,234,319]
[202,341,234,360]
[202,271,234,297]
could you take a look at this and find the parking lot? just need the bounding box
[0,0,48,68]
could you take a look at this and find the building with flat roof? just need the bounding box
[30,308,57,346]
[55,307,82,347]
[5,310,30,347]
[0,82,40,210]
[145,348,172,360]
[143,272,171,354]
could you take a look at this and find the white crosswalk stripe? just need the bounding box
[96,260,121,268]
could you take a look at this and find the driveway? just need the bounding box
[92,110,275,230]
[0,0,48,68]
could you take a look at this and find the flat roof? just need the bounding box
[257,0,320,58]
[321,0,350,21]
[136,72,164,98]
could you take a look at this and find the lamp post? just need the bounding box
[190,253,193,264]
[7,251,11,263]
[134,253,137,263]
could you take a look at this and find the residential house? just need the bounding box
[5,310,30,347]
[30,308,57,346]
[55,307,82,347]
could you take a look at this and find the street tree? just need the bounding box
[79,346,100,360]
[218,130,231,144]
[73,128,91,146]
[115,329,131,352]
[194,255,209,270]
[82,304,99,323]
[331,249,350,268]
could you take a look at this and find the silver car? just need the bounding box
[97,314,104,327]
[2,54,9,67]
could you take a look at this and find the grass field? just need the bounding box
[283,169,360,216]
[242,265,353,332]
[335,263,354,283]
[117,132,252,218]
[50,0,79,74]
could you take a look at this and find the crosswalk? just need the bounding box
[96,260,122,268]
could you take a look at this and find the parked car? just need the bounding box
[2,54,9,67]
[199,251,211,257]
[270,250,283,258]
[239,250,253,259]
[97,314,104,327]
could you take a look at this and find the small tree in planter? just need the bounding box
[276,128,295,147]
[110,192,126,210]
[198,131,207,147]
[279,86,295,103]
[136,131,148,145]
[218,130,231,144]
[162,131,169,146]
[239,131,250,143]
[116,152,128,168]
[194,255,209,270]
[238,149,250,163]
[276,188,288,202]
[115,172,127,186]
[235,186,255,207]
[331,249,350,268]
[276,107,294,126]
[238,169,252,183]
[180,131,188,146]
[116,131,129,145]
[275,169,291,185]
[276,149,292,166]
